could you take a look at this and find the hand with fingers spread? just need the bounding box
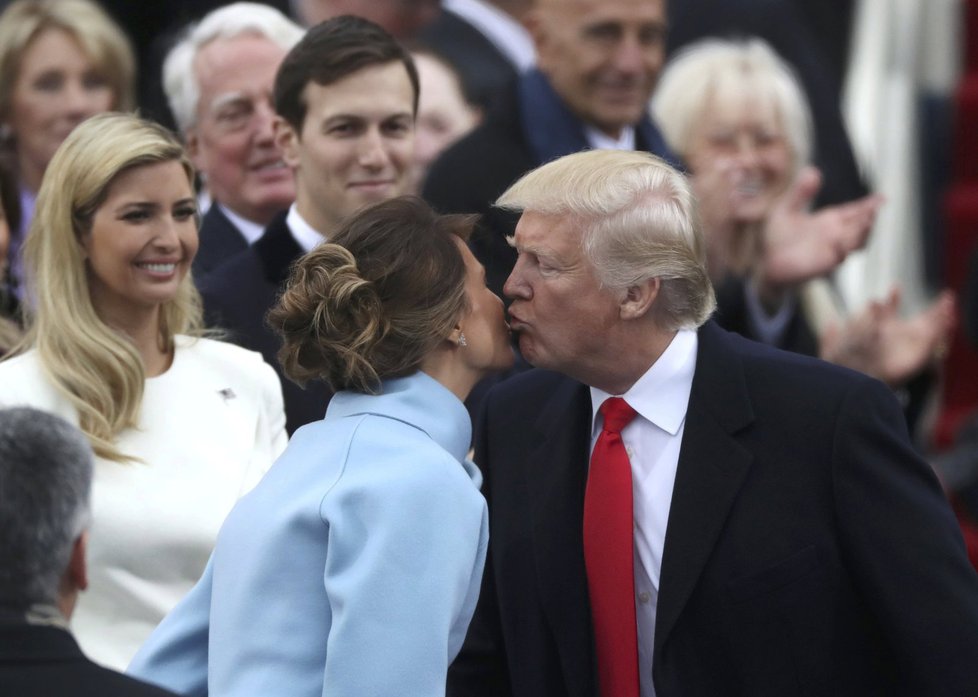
[759,166,883,290]
[690,157,761,282]
[820,288,956,387]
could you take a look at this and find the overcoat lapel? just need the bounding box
[654,323,755,659]
[527,377,597,697]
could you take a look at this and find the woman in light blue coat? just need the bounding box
[128,196,515,696]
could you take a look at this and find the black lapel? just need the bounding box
[253,212,303,287]
[654,322,755,657]
[526,376,598,697]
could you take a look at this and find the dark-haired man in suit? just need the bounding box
[0,407,177,697]
[200,15,419,434]
[448,148,978,697]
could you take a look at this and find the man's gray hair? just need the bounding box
[496,149,716,330]
[0,408,93,608]
[163,2,305,132]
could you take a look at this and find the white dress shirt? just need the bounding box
[585,124,637,151]
[589,329,698,697]
[218,203,266,245]
[286,204,325,253]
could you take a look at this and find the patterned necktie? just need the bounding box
[584,397,640,697]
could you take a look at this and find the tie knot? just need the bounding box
[599,397,636,434]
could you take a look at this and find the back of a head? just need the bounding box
[497,149,716,330]
[0,0,136,120]
[273,14,419,132]
[0,407,93,609]
[269,196,472,394]
[163,2,305,133]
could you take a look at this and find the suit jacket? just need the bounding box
[449,321,978,697]
[200,212,331,434]
[192,205,249,279]
[423,71,678,301]
[418,8,520,113]
[0,620,176,697]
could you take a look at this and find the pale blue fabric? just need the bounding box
[128,371,488,697]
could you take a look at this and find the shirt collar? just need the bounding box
[590,328,698,437]
[286,204,326,253]
[585,124,636,151]
[217,203,266,245]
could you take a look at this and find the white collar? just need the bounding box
[590,328,698,437]
[443,0,535,71]
[216,203,266,245]
[585,125,636,151]
[286,204,326,253]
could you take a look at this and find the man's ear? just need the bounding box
[619,277,660,320]
[275,117,301,169]
[67,531,88,592]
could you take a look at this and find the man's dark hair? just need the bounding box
[274,15,420,131]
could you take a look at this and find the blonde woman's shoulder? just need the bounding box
[0,349,77,423]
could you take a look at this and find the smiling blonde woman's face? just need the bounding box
[9,28,116,190]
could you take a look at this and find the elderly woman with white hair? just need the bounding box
[652,37,954,392]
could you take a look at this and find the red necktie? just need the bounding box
[584,397,640,697]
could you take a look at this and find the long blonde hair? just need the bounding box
[16,113,203,462]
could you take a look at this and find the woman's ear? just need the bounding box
[448,324,464,348]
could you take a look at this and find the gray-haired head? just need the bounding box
[163,2,305,132]
[496,149,716,331]
[0,407,93,609]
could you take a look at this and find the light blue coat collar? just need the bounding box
[325,371,472,466]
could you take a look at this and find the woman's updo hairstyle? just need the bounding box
[270,196,474,394]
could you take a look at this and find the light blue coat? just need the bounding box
[128,371,489,697]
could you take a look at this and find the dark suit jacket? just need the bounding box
[0,621,176,697]
[418,8,519,113]
[200,212,332,434]
[192,204,249,279]
[449,321,978,697]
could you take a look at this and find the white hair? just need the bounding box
[163,2,304,132]
[651,37,813,174]
[497,149,716,331]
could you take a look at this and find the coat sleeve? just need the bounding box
[832,376,978,693]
